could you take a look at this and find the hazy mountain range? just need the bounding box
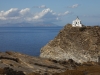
[0,22,59,27]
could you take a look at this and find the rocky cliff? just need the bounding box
[40,24,100,63]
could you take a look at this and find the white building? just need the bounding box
[72,16,82,27]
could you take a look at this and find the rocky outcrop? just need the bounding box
[0,51,100,75]
[0,51,66,75]
[40,24,100,63]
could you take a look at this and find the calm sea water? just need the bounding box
[0,27,62,56]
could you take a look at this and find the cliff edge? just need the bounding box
[40,24,100,63]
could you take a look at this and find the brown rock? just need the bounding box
[40,24,100,63]
[0,51,65,75]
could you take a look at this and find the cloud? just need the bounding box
[0,8,71,24]
[27,8,61,22]
[68,4,79,8]
[58,11,71,16]
[39,5,47,8]
[33,8,53,19]
[0,8,19,17]
[33,5,47,9]
[19,8,30,15]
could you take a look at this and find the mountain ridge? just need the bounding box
[0,22,58,27]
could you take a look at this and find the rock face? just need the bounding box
[40,24,100,63]
[1,51,100,75]
[0,51,66,75]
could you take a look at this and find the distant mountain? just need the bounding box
[0,22,58,27]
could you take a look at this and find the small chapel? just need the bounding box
[72,16,82,27]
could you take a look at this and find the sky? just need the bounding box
[0,0,100,26]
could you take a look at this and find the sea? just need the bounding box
[0,27,63,56]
